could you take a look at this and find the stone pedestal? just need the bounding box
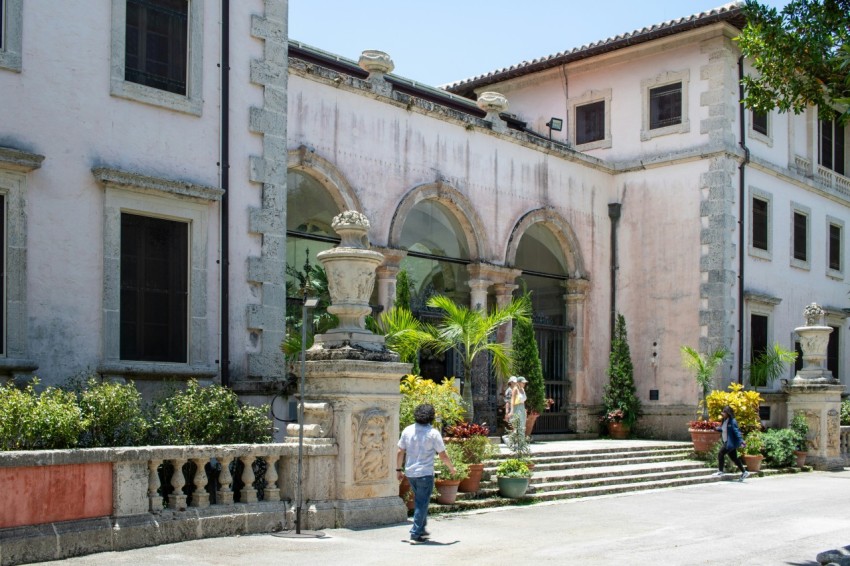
[784,383,845,471]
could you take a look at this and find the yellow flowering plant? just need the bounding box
[399,374,467,432]
[705,383,763,434]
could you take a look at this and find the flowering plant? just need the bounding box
[444,421,489,439]
[687,419,720,431]
[544,398,555,411]
[444,421,494,464]
[599,408,625,424]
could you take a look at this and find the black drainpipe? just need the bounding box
[608,202,622,349]
[220,0,231,387]
[737,56,749,384]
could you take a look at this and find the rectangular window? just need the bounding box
[125,0,188,95]
[649,82,682,130]
[829,223,842,271]
[819,118,846,176]
[575,100,605,145]
[827,325,840,381]
[752,110,768,136]
[750,314,768,362]
[120,213,188,362]
[752,197,768,251]
[793,211,808,262]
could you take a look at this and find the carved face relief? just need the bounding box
[353,409,388,483]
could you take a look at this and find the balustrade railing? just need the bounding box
[841,426,850,466]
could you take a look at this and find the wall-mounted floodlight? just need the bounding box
[545,117,563,140]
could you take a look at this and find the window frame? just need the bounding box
[0,0,22,72]
[790,202,811,270]
[826,215,844,279]
[748,187,772,261]
[95,166,221,378]
[640,70,690,140]
[748,109,773,147]
[744,292,782,389]
[568,89,612,151]
[110,0,204,116]
[819,117,846,176]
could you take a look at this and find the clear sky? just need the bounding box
[289,1,789,87]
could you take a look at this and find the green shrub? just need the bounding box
[789,411,809,451]
[148,380,272,445]
[0,381,85,450]
[743,430,765,456]
[762,428,797,468]
[495,458,532,478]
[602,314,641,426]
[705,383,763,434]
[77,379,149,448]
[512,311,546,414]
[435,442,469,481]
[399,374,466,432]
[841,399,850,426]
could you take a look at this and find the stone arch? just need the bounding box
[287,146,362,214]
[505,207,587,279]
[388,182,486,262]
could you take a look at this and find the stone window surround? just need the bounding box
[640,69,690,141]
[825,215,845,280]
[0,147,42,378]
[748,109,773,147]
[790,201,811,271]
[109,0,204,116]
[568,89,612,151]
[94,166,221,379]
[748,187,772,261]
[0,0,22,72]
[743,292,781,387]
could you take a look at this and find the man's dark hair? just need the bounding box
[413,404,436,425]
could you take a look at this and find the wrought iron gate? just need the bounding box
[532,322,569,434]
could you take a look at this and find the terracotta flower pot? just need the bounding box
[398,476,414,510]
[689,429,721,453]
[742,454,763,473]
[434,479,461,504]
[608,421,630,439]
[458,463,484,493]
[794,450,808,468]
[526,412,540,436]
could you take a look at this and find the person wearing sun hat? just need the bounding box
[508,376,528,438]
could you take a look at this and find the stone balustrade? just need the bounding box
[841,426,850,467]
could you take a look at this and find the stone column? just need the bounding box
[373,247,407,314]
[784,303,845,470]
[565,278,590,433]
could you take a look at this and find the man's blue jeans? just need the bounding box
[408,475,433,538]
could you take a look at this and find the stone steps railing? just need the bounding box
[841,426,850,466]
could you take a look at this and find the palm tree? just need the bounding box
[680,345,729,421]
[427,294,531,421]
[370,306,440,365]
[745,342,797,387]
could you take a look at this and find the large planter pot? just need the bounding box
[497,476,530,499]
[742,454,764,473]
[794,450,808,468]
[526,412,540,436]
[434,479,461,504]
[689,429,721,453]
[607,421,630,439]
[458,463,484,493]
[399,476,414,510]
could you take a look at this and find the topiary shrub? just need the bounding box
[148,380,272,445]
[602,313,641,427]
[76,378,150,448]
[705,383,763,434]
[762,428,797,468]
[0,380,85,450]
[511,310,546,415]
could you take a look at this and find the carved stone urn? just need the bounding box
[358,50,394,79]
[793,303,835,384]
[314,211,385,348]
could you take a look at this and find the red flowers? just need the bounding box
[444,421,490,439]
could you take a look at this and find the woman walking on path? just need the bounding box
[714,405,749,481]
[507,376,528,438]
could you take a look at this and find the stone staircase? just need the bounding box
[430,440,719,514]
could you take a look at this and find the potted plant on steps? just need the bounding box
[444,421,495,493]
[790,411,810,468]
[433,443,469,504]
[741,430,765,473]
[495,458,533,498]
[681,345,728,452]
[601,314,641,438]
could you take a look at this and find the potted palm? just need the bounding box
[742,430,765,472]
[601,314,641,438]
[746,342,797,388]
[790,411,809,468]
[495,458,532,498]
[434,442,469,504]
[681,345,728,452]
[444,421,495,493]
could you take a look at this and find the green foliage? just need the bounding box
[602,314,641,427]
[495,458,532,478]
[737,0,850,124]
[398,375,466,432]
[505,413,532,459]
[447,434,495,465]
[148,380,272,445]
[743,430,765,456]
[283,261,337,361]
[746,342,797,387]
[427,294,531,420]
[762,428,798,468]
[841,399,850,425]
[395,269,413,311]
[790,411,810,451]
[76,378,149,448]
[0,380,85,450]
[435,442,469,481]
[681,345,729,420]
[512,311,546,414]
[371,307,439,366]
[705,383,763,435]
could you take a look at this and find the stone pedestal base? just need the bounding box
[784,383,845,471]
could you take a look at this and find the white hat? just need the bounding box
[516,376,528,383]
[507,376,518,383]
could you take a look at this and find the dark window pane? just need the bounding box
[576,100,605,145]
[795,341,803,374]
[820,119,833,170]
[752,110,768,135]
[751,314,768,360]
[820,119,846,176]
[124,0,188,95]
[793,211,807,261]
[120,213,188,362]
[649,82,682,130]
[836,121,845,176]
[752,197,768,251]
[828,326,840,380]
[829,224,841,271]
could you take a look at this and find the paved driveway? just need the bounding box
[34,468,850,566]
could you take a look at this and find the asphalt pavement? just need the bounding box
[31,466,850,566]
